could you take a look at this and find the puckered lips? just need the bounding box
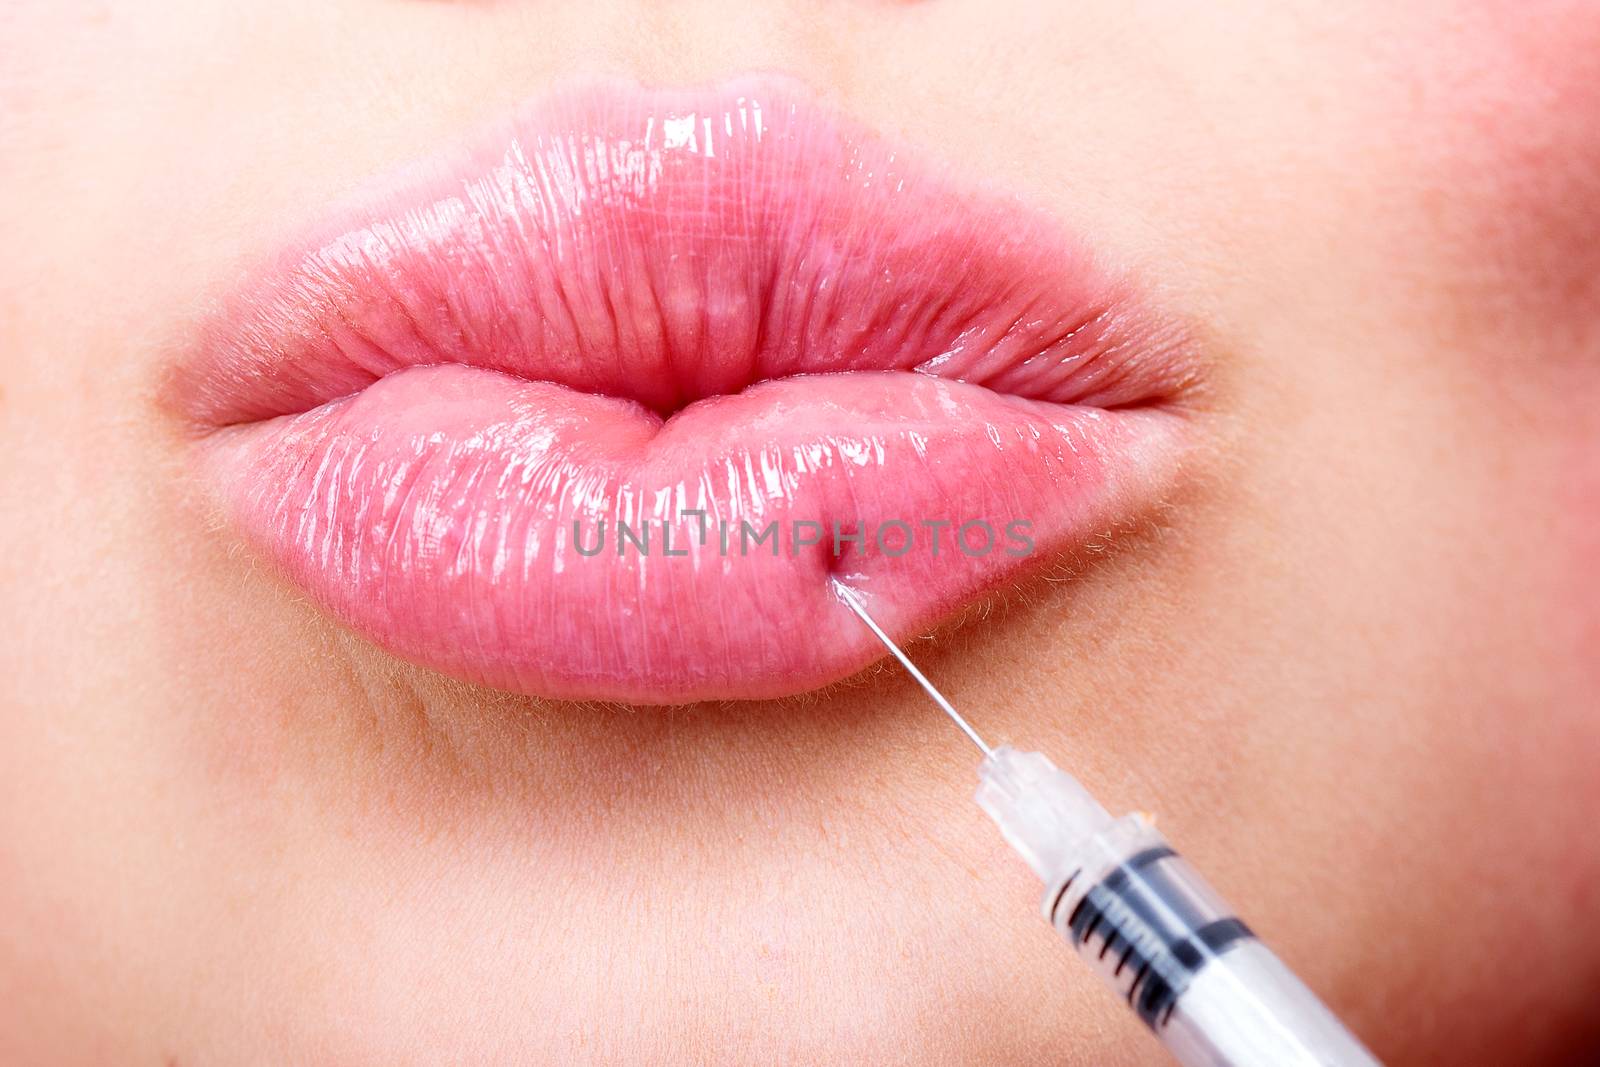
[173,77,1199,703]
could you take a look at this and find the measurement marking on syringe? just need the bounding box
[1128,959,1153,1006]
[1066,892,1093,934]
[1047,870,1081,926]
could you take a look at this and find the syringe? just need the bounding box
[835,583,1383,1067]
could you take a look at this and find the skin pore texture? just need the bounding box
[2,2,1599,1065]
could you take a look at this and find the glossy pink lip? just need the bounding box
[176,78,1197,703]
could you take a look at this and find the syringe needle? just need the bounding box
[832,580,992,757]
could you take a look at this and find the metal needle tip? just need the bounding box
[832,580,993,758]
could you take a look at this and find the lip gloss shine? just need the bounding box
[176,78,1196,702]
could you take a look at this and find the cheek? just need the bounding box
[1363,2,1600,617]
[1378,3,1600,339]
[1398,3,1600,693]
[1466,8,1600,564]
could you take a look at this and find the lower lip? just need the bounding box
[200,363,1182,703]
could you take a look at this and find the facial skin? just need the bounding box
[2,2,1599,1064]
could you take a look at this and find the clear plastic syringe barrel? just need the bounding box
[976,746,1382,1067]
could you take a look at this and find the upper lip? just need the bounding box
[173,76,1199,704]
